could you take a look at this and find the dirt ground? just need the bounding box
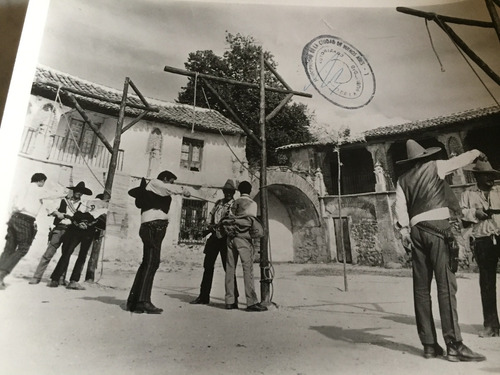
[1,245,499,375]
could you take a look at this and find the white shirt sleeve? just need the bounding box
[395,181,410,228]
[460,189,479,223]
[146,178,185,196]
[435,149,480,179]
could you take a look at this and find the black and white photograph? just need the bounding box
[0,0,499,374]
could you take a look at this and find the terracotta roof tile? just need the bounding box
[277,106,500,151]
[32,65,244,135]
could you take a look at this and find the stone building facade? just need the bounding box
[278,106,500,267]
[14,65,249,264]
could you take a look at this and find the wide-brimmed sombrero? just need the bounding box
[128,177,148,198]
[463,159,500,176]
[395,139,442,165]
[67,181,92,195]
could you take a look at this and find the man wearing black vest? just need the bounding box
[29,181,91,285]
[395,139,486,362]
[127,170,189,314]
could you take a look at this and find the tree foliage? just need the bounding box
[177,32,313,167]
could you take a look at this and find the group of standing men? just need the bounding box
[395,139,500,362]
[189,178,267,312]
[0,175,107,291]
[1,143,499,365]
[127,172,266,314]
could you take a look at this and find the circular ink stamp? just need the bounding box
[302,35,375,109]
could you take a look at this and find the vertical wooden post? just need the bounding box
[259,52,271,305]
[104,77,129,200]
[485,0,500,42]
[336,146,348,292]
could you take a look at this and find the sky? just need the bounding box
[25,0,500,135]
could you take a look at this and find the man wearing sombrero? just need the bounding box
[190,179,239,306]
[395,139,486,362]
[47,181,95,290]
[29,181,92,285]
[460,158,500,338]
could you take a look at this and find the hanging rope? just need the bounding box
[54,88,111,196]
[200,85,273,301]
[425,19,445,72]
[200,86,259,181]
[434,17,500,107]
[191,72,198,133]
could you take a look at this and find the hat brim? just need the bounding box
[396,147,441,165]
[67,186,93,195]
[128,187,143,198]
[463,164,500,176]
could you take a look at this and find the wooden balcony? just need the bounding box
[19,128,124,171]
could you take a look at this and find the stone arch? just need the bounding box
[250,168,327,262]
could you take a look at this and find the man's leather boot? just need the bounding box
[446,341,486,362]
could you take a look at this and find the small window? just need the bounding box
[62,117,102,156]
[179,199,208,244]
[180,137,204,172]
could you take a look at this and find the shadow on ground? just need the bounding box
[165,292,232,310]
[311,325,423,357]
[381,314,483,336]
[80,296,127,310]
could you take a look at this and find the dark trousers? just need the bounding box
[85,230,105,281]
[198,234,238,300]
[0,213,37,274]
[50,227,93,283]
[472,236,500,330]
[127,220,168,305]
[411,220,462,345]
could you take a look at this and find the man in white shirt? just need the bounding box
[0,173,64,289]
[395,139,485,362]
[460,159,500,338]
[126,170,189,314]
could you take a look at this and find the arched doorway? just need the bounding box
[251,169,328,263]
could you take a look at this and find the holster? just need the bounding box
[444,231,460,273]
[417,221,459,273]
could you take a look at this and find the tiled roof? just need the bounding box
[277,106,500,151]
[364,106,500,138]
[32,65,245,135]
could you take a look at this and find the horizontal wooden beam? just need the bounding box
[36,81,160,112]
[164,65,312,98]
[396,7,494,28]
[202,78,262,148]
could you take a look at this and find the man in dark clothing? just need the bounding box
[126,170,189,314]
[85,193,108,282]
[190,179,239,305]
[29,181,91,285]
[48,201,96,290]
[395,139,486,362]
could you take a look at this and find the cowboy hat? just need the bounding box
[222,179,236,191]
[128,177,148,198]
[157,170,177,181]
[463,159,500,176]
[67,181,92,195]
[396,139,442,165]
